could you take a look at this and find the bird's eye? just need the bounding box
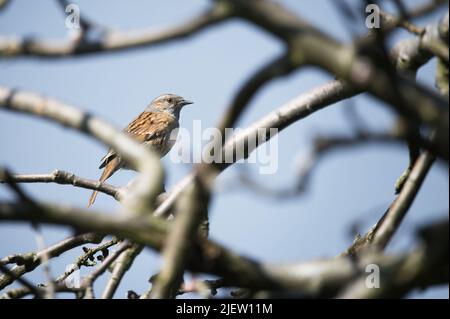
[167,98,173,103]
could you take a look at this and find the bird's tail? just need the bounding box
[88,158,119,207]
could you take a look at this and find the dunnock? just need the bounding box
[88,94,193,207]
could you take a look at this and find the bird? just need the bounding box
[87,94,193,207]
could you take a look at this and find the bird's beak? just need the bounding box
[180,99,193,107]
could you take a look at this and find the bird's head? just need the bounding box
[146,94,193,116]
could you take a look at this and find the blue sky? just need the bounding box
[0,0,448,298]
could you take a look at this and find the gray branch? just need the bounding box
[0,170,119,200]
[0,3,231,57]
[0,232,104,289]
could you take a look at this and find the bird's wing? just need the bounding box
[124,111,176,141]
[98,111,176,169]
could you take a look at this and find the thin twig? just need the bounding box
[147,183,207,298]
[380,10,424,35]
[82,241,132,299]
[0,3,232,57]
[0,264,43,299]
[33,225,55,299]
[342,150,436,256]
[0,232,104,289]
[56,237,119,282]
[1,170,119,200]
[0,279,82,299]
[101,243,143,299]
[372,151,436,249]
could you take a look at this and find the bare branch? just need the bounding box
[1,279,82,299]
[82,241,132,299]
[56,237,119,282]
[148,183,208,298]
[420,22,449,64]
[0,232,104,289]
[339,219,448,298]
[379,10,424,35]
[372,152,436,250]
[0,264,43,299]
[342,150,436,257]
[0,3,231,58]
[216,53,295,145]
[101,244,143,299]
[0,168,34,203]
[0,170,119,200]
[32,225,55,299]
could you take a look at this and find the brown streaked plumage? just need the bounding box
[88,94,193,207]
